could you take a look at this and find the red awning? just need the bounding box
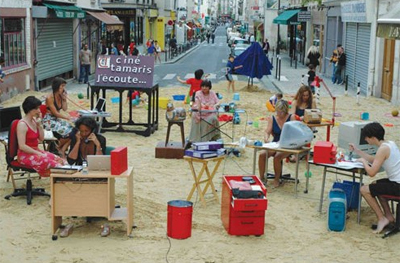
[87,11,123,31]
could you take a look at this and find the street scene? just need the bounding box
[1,0,400,262]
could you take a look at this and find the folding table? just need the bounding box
[184,155,225,207]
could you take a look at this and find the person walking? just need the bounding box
[306,45,320,70]
[78,44,92,84]
[211,32,215,44]
[263,39,270,56]
[154,40,162,63]
[206,31,211,43]
[335,46,346,85]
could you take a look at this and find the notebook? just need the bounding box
[87,155,111,171]
[78,98,106,114]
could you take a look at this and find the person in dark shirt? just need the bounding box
[335,46,346,85]
[67,117,106,165]
[307,64,316,94]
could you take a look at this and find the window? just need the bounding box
[0,18,26,68]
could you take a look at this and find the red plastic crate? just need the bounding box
[221,175,268,236]
[313,141,337,164]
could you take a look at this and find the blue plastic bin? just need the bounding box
[332,180,360,210]
[328,188,347,232]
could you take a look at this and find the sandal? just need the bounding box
[60,224,74,238]
[101,224,110,237]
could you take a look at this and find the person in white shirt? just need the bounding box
[349,122,400,234]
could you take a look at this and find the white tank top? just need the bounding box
[381,141,400,183]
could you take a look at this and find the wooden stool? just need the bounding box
[184,155,225,207]
[165,121,185,146]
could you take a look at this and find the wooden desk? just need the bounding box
[306,121,333,141]
[247,145,311,196]
[50,167,134,236]
[184,156,225,207]
[308,160,366,224]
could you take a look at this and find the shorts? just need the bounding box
[225,73,233,82]
[369,178,400,197]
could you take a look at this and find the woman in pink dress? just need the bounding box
[17,96,65,177]
[189,80,221,142]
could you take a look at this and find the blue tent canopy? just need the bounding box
[234,42,273,79]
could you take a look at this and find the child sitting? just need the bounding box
[269,93,283,107]
[126,90,146,106]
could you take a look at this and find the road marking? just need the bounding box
[222,59,227,63]
[163,74,176,80]
[184,73,194,79]
[279,76,289,81]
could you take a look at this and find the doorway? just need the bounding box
[381,39,395,101]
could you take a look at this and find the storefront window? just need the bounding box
[0,18,26,68]
[313,25,320,47]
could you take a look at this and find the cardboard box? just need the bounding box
[111,147,128,175]
[304,109,322,124]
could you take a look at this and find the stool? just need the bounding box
[184,155,225,207]
[166,121,185,146]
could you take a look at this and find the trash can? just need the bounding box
[167,200,193,239]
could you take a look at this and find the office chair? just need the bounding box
[379,194,400,239]
[4,120,50,205]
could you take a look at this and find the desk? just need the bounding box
[184,155,225,207]
[78,112,111,134]
[50,167,134,236]
[308,160,366,224]
[306,121,333,141]
[247,145,311,196]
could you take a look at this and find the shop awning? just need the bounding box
[44,3,85,19]
[273,9,300,25]
[87,11,123,31]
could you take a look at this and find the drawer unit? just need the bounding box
[221,175,268,236]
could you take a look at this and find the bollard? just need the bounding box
[165,49,168,62]
[344,75,348,96]
[278,57,282,81]
[356,82,361,105]
[275,55,279,79]
[316,86,321,105]
[271,56,274,66]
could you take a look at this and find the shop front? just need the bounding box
[33,3,85,89]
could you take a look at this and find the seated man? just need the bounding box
[188,80,221,143]
[67,117,106,165]
[258,100,297,188]
[350,122,400,234]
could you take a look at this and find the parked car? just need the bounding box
[227,32,242,43]
[230,38,250,48]
[231,45,249,58]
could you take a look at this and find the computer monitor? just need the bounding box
[338,121,377,157]
[279,121,314,149]
[0,106,22,132]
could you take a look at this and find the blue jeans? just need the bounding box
[79,64,90,83]
[335,65,344,84]
[331,64,337,83]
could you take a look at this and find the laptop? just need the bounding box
[78,98,106,114]
[87,155,111,171]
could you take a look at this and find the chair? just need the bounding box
[4,120,50,205]
[380,195,400,238]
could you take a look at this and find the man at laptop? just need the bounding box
[67,117,106,165]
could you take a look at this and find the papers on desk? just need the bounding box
[262,142,280,149]
[336,161,365,169]
[51,165,83,174]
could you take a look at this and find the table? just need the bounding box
[78,111,111,134]
[308,160,366,224]
[88,82,159,137]
[306,121,333,141]
[192,109,245,142]
[247,144,311,196]
[184,155,225,207]
[50,167,134,236]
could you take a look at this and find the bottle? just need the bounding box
[82,160,88,174]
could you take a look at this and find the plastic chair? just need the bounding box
[380,195,400,238]
[4,120,50,205]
